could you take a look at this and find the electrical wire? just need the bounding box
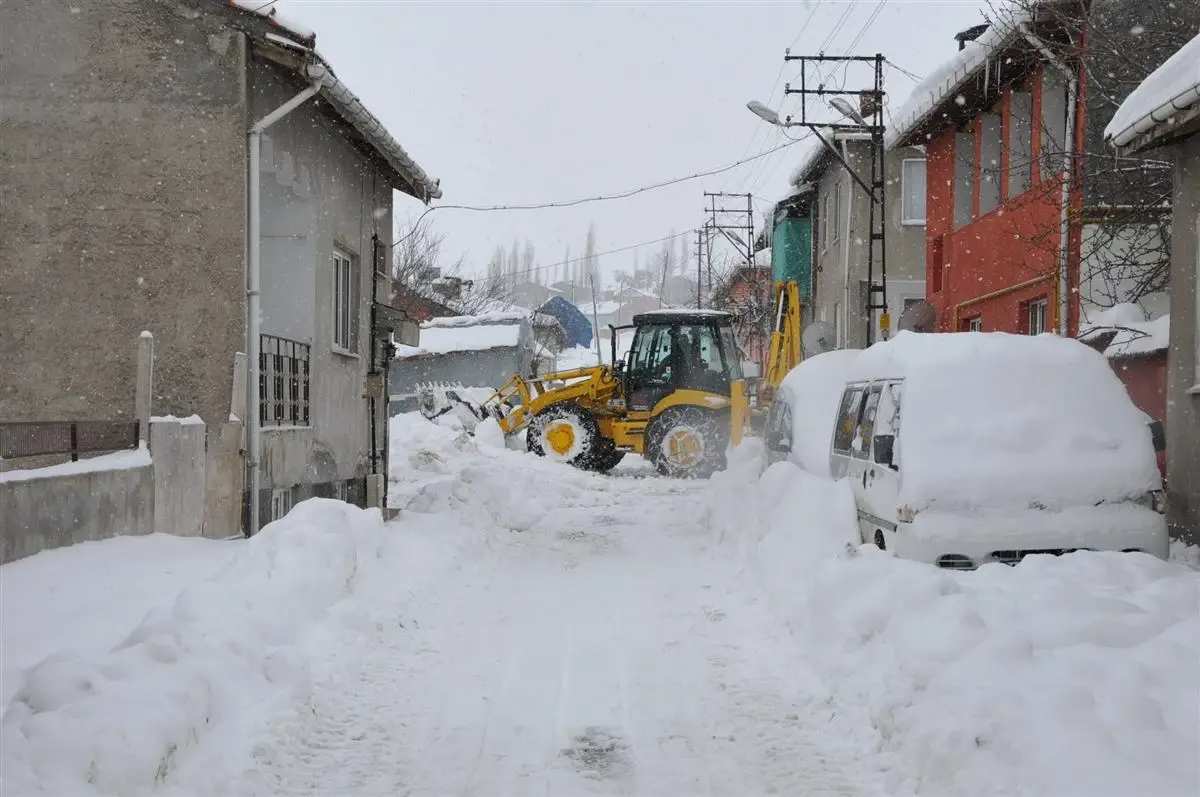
[883,57,924,83]
[393,133,813,248]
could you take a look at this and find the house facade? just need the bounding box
[888,13,1085,337]
[794,135,928,349]
[1106,30,1200,544]
[0,0,439,535]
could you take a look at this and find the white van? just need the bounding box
[770,331,1168,569]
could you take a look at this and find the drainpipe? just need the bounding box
[1020,23,1078,336]
[245,77,325,537]
[839,138,854,347]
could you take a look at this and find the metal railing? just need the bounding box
[260,334,311,426]
[0,421,140,464]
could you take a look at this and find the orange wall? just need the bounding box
[924,67,1084,335]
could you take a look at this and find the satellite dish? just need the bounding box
[898,300,938,333]
[802,321,837,357]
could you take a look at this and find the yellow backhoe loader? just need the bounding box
[435,310,751,478]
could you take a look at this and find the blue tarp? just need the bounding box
[537,296,593,348]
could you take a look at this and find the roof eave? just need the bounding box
[1110,96,1200,155]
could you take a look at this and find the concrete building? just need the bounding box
[1105,30,1200,545]
[789,134,928,349]
[0,0,439,534]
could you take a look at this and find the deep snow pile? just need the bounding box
[0,500,456,797]
[776,348,861,477]
[706,452,1200,797]
[1,534,236,705]
[852,332,1161,511]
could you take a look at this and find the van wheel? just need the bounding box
[647,406,728,479]
[874,530,886,551]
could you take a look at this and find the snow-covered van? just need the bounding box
[826,331,1168,569]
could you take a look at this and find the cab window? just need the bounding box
[832,385,866,453]
[852,383,884,460]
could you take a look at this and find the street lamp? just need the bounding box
[746,100,783,126]
[828,96,869,127]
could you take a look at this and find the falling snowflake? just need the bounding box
[955,95,967,107]
[1130,25,1145,36]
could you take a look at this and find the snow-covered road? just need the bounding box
[3,414,1197,797]
[217,450,886,796]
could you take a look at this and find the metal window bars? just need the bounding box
[259,334,311,426]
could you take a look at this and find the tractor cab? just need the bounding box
[618,310,744,411]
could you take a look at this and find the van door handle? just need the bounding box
[862,470,868,488]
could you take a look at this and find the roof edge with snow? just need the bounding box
[226,1,442,203]
[1104,32,1200,153]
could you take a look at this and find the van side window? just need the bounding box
[852,383,883,459]
[833,386,866,453]
[876,380,903,436]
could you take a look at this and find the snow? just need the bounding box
[849,331,1161,511]
[229,0,316,42]
[1081,301,1150,331]
[0,534,238,705]
[1103,315,1171,358]
[706,455,1200,797]
[402,317,523,357]
[1106,31,1200,148]
[0,444,150,484]
[886,11,1027,149]
[777,349,862,476]
[151,414,204,426]
[1,498,463,797]
[634,308,731,318]
[7,407,1198,796]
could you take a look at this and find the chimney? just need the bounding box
[954,23,989,51]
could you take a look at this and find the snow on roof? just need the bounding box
[787,132,872,187]
[849,331,1160,511]
[422,311,525,329]
[1105,31,1200,149]
[398,314,525,357]
[224,1,441,202]
[591,301,622,316]
[1103,315,1170,358]
[885,9,1027,149]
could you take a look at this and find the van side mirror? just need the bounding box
[767,428,792,453]
[873,434,895,468]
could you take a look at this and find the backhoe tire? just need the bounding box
[526,403,601,468]
[646,406,728,479]
[584,441,626,474]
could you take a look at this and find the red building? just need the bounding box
[889,12,1085,336]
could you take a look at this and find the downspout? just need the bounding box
[246,76,325,537]
[1020,23,1078,336]
[839,138,854,347]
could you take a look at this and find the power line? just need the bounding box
[394,134,812,247]
[883,57,924,83]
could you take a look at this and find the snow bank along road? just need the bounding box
[2,414,1198,796]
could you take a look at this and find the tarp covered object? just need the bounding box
[537,296,593,349]
[771,216,812,301]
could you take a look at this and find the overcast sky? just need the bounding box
[274,0,991,285]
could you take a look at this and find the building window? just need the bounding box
[332,249,359,354]
[270,488,293,522]
[954,130,975,228]
[968,316,982,331]
[260,334,311,427]
[333,480,348,502]
[1027,298,1049,335]
[1009,90,1033,197]
[1041,71,1068,180]
[901,158,927,225]
[979,112,1002,215]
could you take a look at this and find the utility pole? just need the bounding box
[704,191,756,268]
[693,226,708,308]
[782,53,889,344]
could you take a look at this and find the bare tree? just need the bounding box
[393,215,512,316]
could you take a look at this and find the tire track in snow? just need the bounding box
[193,457,887,796]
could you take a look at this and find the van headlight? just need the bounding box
[1136,490,1168,514]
